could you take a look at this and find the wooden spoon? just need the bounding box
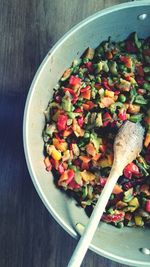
[67,121,144,267]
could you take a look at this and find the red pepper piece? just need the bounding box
[56,114,68,131]
[69,75,81,86]
[120,56,132,68]
[81,90,91,100]
[118,109,127,121]
[58,169,75,186]
[77,116,84,127]
[81,161,89,171]
[74,108,82,113]
[114,90,120,95]
[145,199,150,213]
[129,163,140,175]
[63,127,73,137]
[65,169,75,184]
[124,75,131,82]
[103,112,112,126]
[82,101,95,110]
[64,88,78,104]
[99,144,107,154]
[124,162,140,179]
[102,212,125,223]
[99,176,107,187]
[58,163,65,174]
[123,168,132,179]
[80,85,91,93]
[68,179,80,189]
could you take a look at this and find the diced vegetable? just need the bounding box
[44,156,52,171]
[128,104,140,114]
[100,97,114,108]
[145,200,150,213]
[128,197,140,212]
[61,68,72,81]
[98,153,113,168]
[144,132,150,147]
[69,75,81,86]
[56,114,68,131]
[112,184,123,195]
[82,47,95,60]
[134,216,143,226]
[51,148,62,161]
[80,170,96,182]
[43,33,150,228]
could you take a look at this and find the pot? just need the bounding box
[23,1,150,266]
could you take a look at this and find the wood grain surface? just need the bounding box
[0,1,134,267]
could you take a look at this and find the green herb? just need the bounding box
[129,113,143,123]
[143,82,150,91]
[134,95,148,105]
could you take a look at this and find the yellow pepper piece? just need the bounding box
[47,145,55,155]
[98,153,113,168]
[80,170,96,182]
[129,77,137,85]
[116,201,127,209]
[51,148,62,161]
[104,89,114,99]
[72,119,84,137]
[134,215,143,226]
[128,197,139,212]
[128,104,140,114]
[53,138,68,152]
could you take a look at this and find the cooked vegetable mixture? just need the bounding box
[43,33,150,228]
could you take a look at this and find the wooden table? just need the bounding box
[0,1,134,266]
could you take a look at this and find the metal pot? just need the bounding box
[23,1,150,266]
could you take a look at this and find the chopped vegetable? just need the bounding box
[43,33,150,228]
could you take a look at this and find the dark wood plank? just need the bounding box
[0,1,132,267]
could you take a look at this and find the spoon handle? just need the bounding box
[67,167,121,267]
